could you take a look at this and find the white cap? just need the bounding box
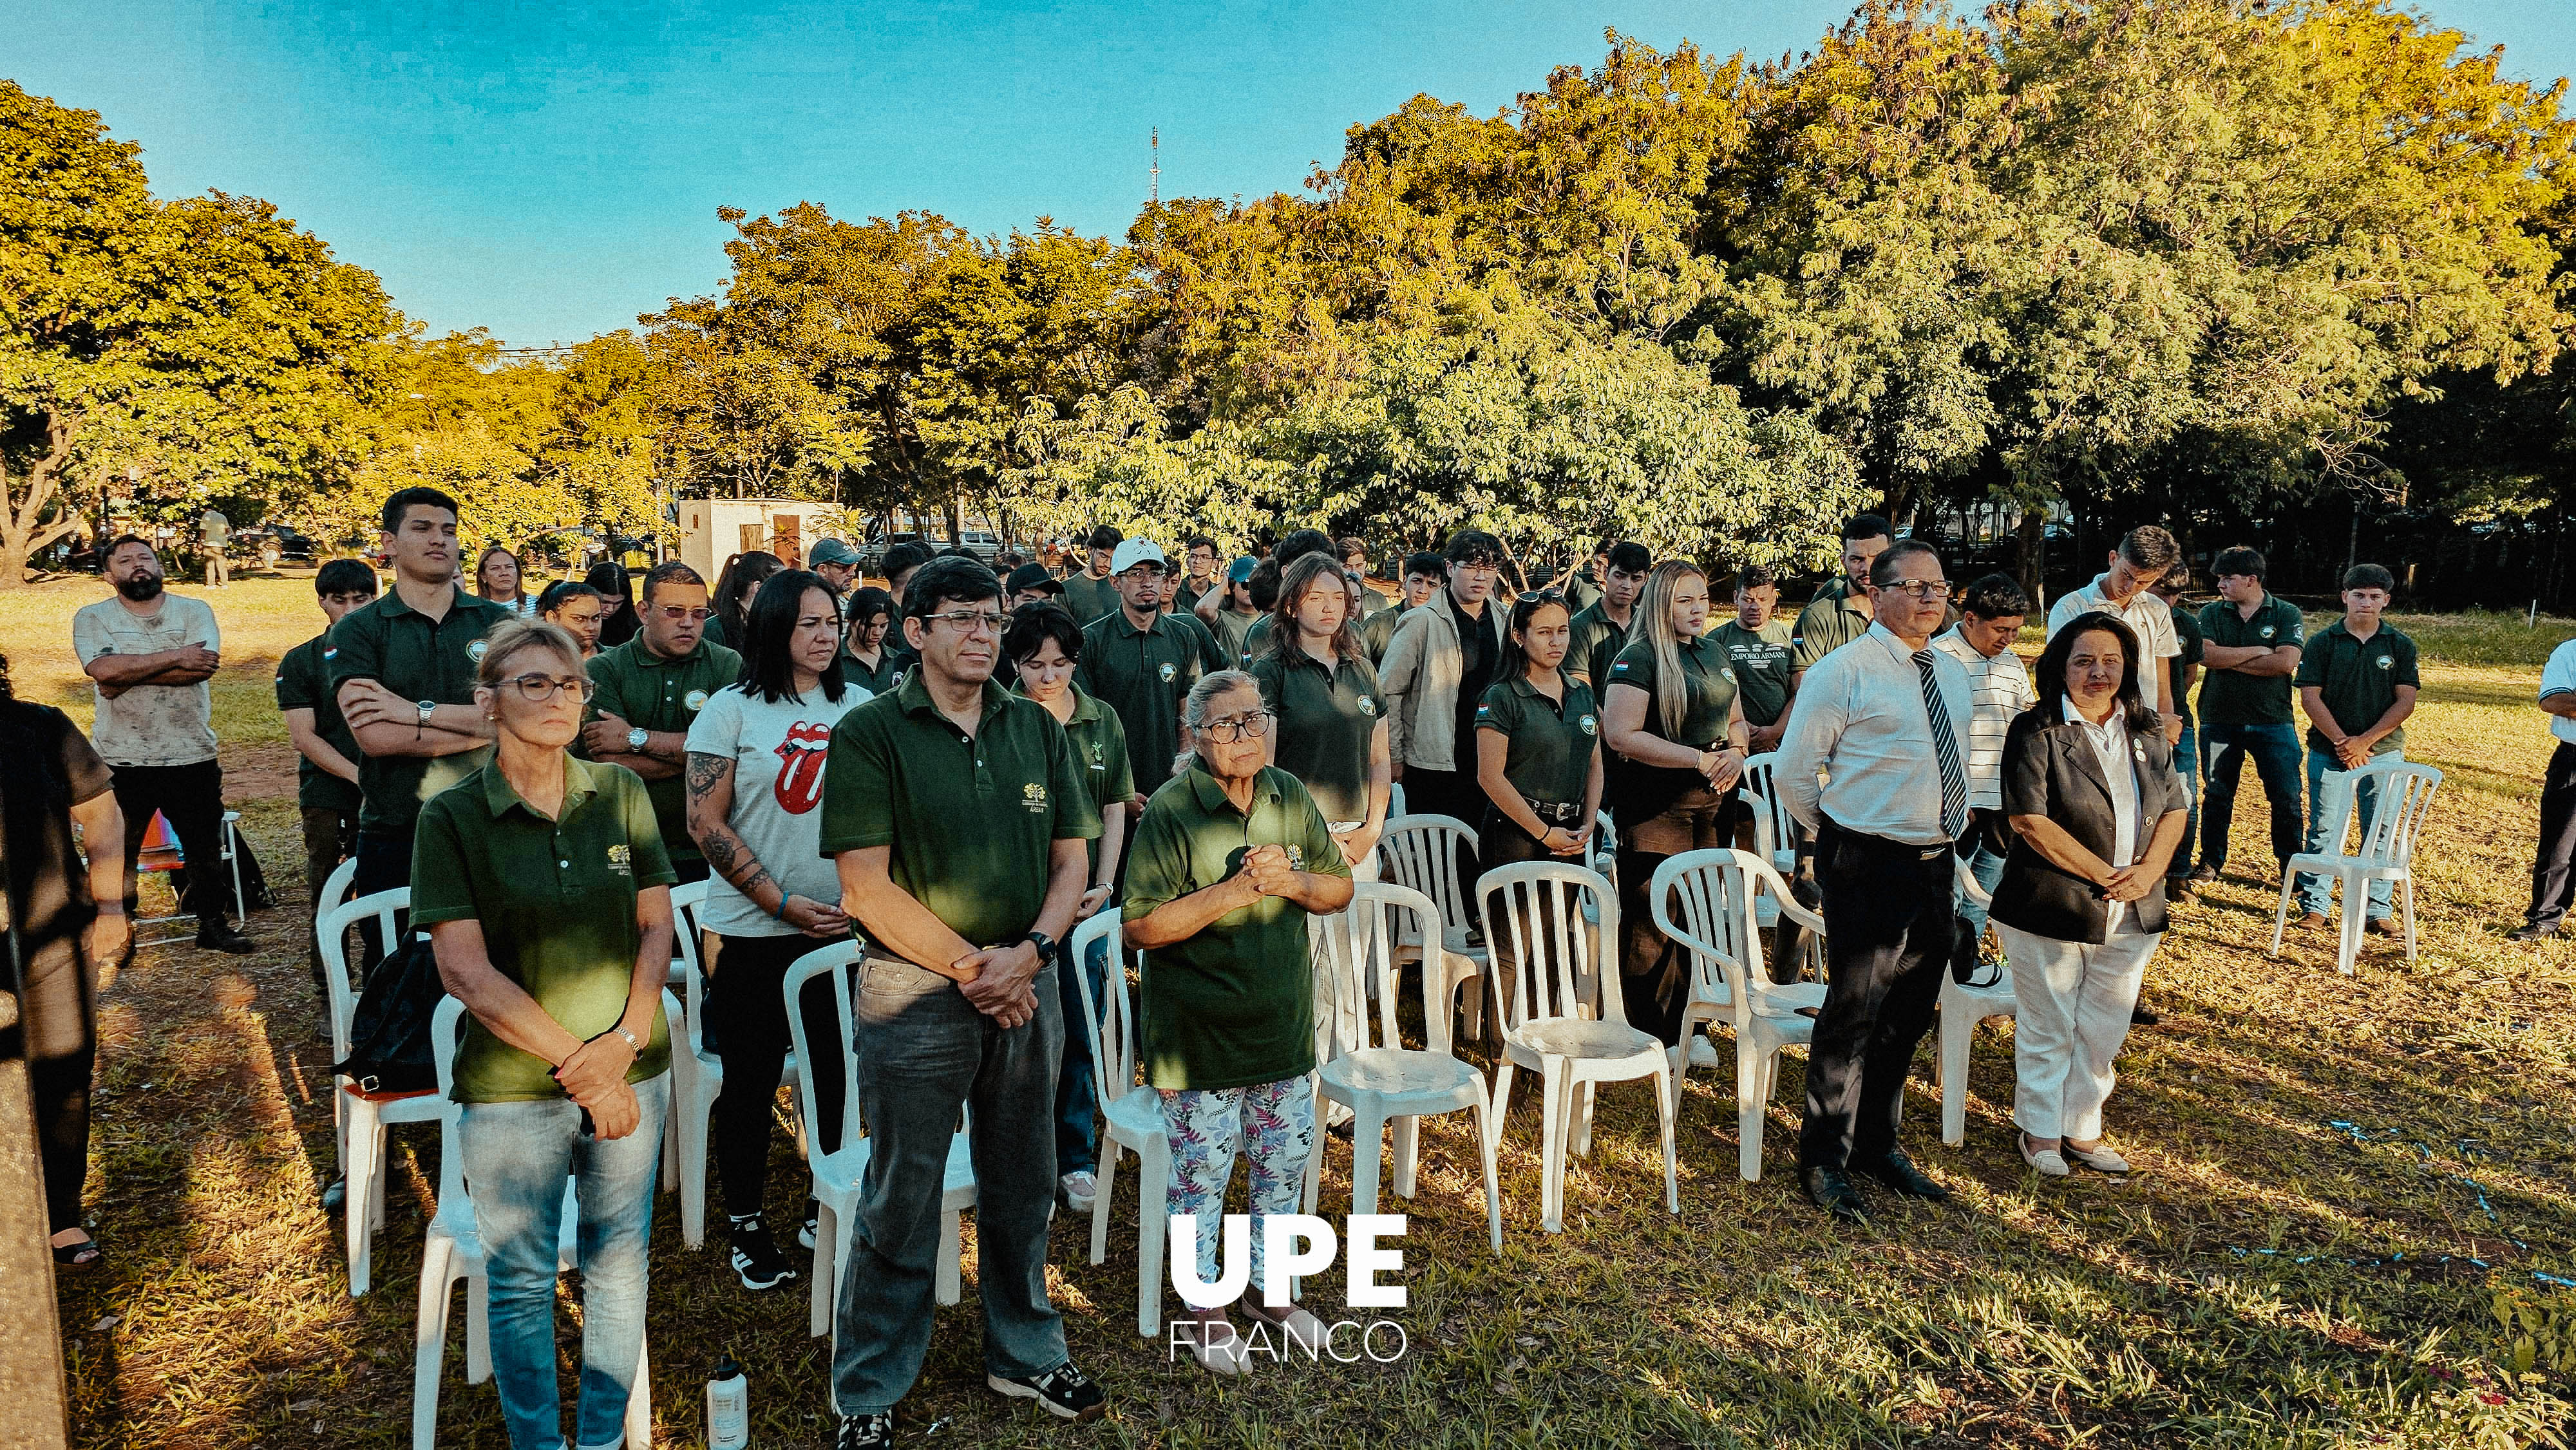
[1109,538,1168,574]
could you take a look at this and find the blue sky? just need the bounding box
[13,0,2572,346]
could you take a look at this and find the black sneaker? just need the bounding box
[837,1411,894,1449]
[728,1214,797,1291]
[800,1198,820,1252]
[989,1361,1107,1422]
[196,924,256,955]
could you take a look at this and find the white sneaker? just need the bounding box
[1059,1170,1098,1214]
[1687,1037,1719,1068]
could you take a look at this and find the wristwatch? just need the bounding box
[415,699,436,730]
[625,726,650,753]
[609,1026,641,1051]
[1021,930,1057,961]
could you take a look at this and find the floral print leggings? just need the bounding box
[1159,1075,1316,1288]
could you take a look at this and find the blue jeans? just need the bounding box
[833,957,1066,1415]
[2170,719,2200,879]
[1054,936,1108,1177]
[1955,816,2008,950]
[459,1075,670,1450]
[2199,722,2305,872]
[2298,748,2400,920]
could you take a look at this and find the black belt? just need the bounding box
[1524,797,1586,827]
[1818,815,1953,861]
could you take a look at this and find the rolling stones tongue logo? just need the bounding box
[773,721,832,814]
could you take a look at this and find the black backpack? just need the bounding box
[334,934,446,1095]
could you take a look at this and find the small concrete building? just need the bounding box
[677,498,844,580]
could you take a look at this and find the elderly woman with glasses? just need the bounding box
[413,617,677,1450]
[1122,669,1354,1374]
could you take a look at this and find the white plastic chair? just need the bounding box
[1317,881,1504,1252]
[1377,814,1489,1042]
[1646,854,1737,1088]
[1477,861,1677,1231]
[1937,855,2016,1148]
[412,996,663,1450]
[664,880,800,1248]
[2269,759,2442,975]
[1738,753,1801,877]
[319,887,444,1297]
[1645,849,1826,1181]
[317,854,359,925]
[1066,908,1173,1337]
[781,943,975,1344]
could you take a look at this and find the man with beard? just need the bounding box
[582,560,740,885]
[73,534,254,953]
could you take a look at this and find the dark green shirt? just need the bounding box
[1356,582,1393,616]
[1122,766,1350,1091]
[1013,683,1133,876]
[1059,572,1118,625]
[1474,674,1601,807]
[2296,621,2420,755]
[1240,612,1276,666]
[1211,606,1262,664]
[1077,608,1229,796]
[327,586,516,833]
[1708,617,1795,726]
[818,673,1100,948]
[2196,594,2306,726]
[1605,633,1739,749]
[583,635,743,865]
[1249,648,1384,824]
[1789,579,1872,673]
[275,630,363,814]
[1174,578,1215,616]
[1359,602,1415,666]
[1565,601,1636,692]
[410,757,676,1104]
[1562,565,1603,615]
[838,648,907,699]
[2168,607,2204,726]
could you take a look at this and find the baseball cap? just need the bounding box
[1110,538,1168,574]
[808,536,860,569]
[1006,561,1064,596]
[1226,555,1258,583]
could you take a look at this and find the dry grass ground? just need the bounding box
[12,574,2574,1448]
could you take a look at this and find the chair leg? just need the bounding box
[1469,1095,1503,1255]
[1939,1005,1972,1148]
[1090,1140,1118,1267]
[1490,1059,1517,1146]
[1351,1107,1387,1219]
[678,1074,715,1249]
[1571,1080,1596,1160]
[2337,876,2365,976]
[659,1053,683,1194]
[1537,1059,1567,1234]
[370,1125,391,1232]
[345,1107,379,1297]
[1736,1041,1765,1183]
[1137,1138,1170,1339]
[622,1335,652,1450]
[464,1268,489,1383]
[1392,1114,1419,1199]
[2401,874,2418,963]
[935,1209,961,1306]
[808,1203,838,1339]
[1653,1065,1680,1215]
[410,1239,455,1450]
[2269,878,2293,957]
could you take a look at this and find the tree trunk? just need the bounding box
[2016,505,2046,614]
[0,413,83,590]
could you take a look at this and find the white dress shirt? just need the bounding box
[1932,626,2036,811]
[2063,697,2142,931]
[2543,638,2576,746]
[1778,622,1974,847]
[2046,574,2180,715]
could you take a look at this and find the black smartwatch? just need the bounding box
[1021,930,1057,961]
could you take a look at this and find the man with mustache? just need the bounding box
[582,560,739,885]
[1077,537,1227,821]
[73,534,254,953]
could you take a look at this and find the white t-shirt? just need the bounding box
[2544,639,2576,747]
[72,593,221,767]
[683,681,871,937]
[2047,574,2181,715]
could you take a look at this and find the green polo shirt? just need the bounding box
[1076,608,1229,796]
[1708,617,1795,726]
[1358,603,1412,666]
[818,673,1100,949]
[1789,579,1873,673]
[2296,621,2420,755]
[1174,578,1215,616]
[1249,648,1383,824]
[327,585,516,833]
[1565,601,1636,691]
[1122,766,1350,1091]
[1605,633,1739,748]
[1013,683,1133,874]
[2196,594,2306,726]
[410,757,676,1104]
[1356,581,1393,616]
[1239,612,1276,666]
[1059,572,1118,625]
[838,648,907,699]
[2168,607,2204,726]
[1211,606,1261,664]
[584,635,743,865]
[1474,675,1600,807]
[1562,565,1603,614]
[275,630,363,814]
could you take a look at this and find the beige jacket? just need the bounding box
[1378,589,1510,771]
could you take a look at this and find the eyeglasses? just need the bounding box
[504,673,596,703]
[922,608,1009,635]
[654,605,713,623]
[1875,579,1953,602]
[1198,710,1273,742]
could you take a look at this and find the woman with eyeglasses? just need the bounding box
[1602,560,1748,1046]
[840,585,905,696]
[706,549,784,649]
[1122,670,1354,1374]
[412,618,676,1450]
[477,545,540,617]
[585,560,639,649]
[683,568,867,1289]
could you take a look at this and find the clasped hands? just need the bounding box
[553,1030,643,1139]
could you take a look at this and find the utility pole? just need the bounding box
[1150,128,1160,209]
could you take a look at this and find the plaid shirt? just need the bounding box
[1932,627,2036,810]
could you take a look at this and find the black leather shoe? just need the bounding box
[196,924,256,956]
[2507,920,2562,943]
[1862,1147,1951,1201]
[1801,1166,1869,1223]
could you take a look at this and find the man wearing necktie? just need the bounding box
[1776,538,1975,1223]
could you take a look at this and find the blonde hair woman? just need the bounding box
[1601,560,1748,1045]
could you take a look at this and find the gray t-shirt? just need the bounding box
[682,679,871,937]
[71,594,220,767]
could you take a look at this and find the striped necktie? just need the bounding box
[1912,648,1969,841]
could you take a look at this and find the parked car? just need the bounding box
[231,523,317,565]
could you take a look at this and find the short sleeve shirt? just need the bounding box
[1211,607,1261,665]
[1564,601,1634,692]
[276,630,364,813]
[2296,622,2420,755]
[2544,639,2576,746]
[1,702,114,988]
[1121,766,1350,1091]
[682,681,869,937]
[1358,603,1412,666]
[72,594,221,767]
[1058,572,1117,626]
[1012,683,1134,876]
[817,673,1100,950]
[1077,609,1229,798]
[1475,675,1601,807]
[839,650,907,699]
[1790,580,1873,673]
[584,636,743,863]
[2168,607,2204,725]
[328,587,516,832]
[1249,648,1384,824]
[1605,633,1739,749]
[2195,594,2306,726]
[409,757,676,1104]
[1709,618,1796,726]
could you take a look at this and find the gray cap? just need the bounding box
[808,536,861,569]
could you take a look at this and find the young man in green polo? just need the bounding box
[1077,537,1228,810]
[2193,545,2307,885]
[1359,551,1446,666]
[582,560,739,884]
[276,557,377,992]
[820,556,1105,1442]
[1564,540,1651,693]
[1788,513,1893,687]
[2293,563,2420,934]
[1057,524,1122,625]
[1712,563,1798,753]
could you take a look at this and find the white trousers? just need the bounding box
[1996,920,2162,1142]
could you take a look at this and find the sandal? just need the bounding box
[51,1232,102,1270]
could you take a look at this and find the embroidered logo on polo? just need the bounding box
[1023,782,1049,813]
[2375,654,2394,670]
[773,720,832,814]
[1579,714,1598,735]
[467,639,490,663]
[2259,626,2275,639]
[1285,844,1306,870]
[606,843,632,875]
[685,689,709,711]
[1159,662,1177,683]
[1358,695,1378,715]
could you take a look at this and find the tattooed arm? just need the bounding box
[685,749,849,938]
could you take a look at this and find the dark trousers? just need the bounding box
[705,932,851,1220]
[1615,784,1735,1046]
[300,805,359,982]
[1054,936,1108,1176]
[21,931,99,1233]
[351,828,415,972]
[1799,819,1953,1172]
[1399,766,1484,829]
[2526,742,2576,929]
[110,758,232,928]
[2199,722,2304,872]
